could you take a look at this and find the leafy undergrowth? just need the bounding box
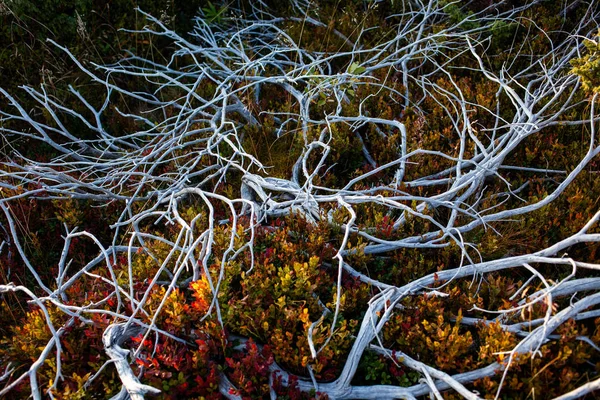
[2,208,600,398]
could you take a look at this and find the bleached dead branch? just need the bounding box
[1,0,599,398]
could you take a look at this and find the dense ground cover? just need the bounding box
[1,0,600,398]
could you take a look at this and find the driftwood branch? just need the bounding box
[1,0,599,398]
[103,324,161,400]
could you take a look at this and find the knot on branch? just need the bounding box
[241,174,319,222]
[103,324,161,400]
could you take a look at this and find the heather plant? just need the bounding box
[1,0,600,399]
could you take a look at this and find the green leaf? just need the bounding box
[317,92,327,106]
[349,62,366,75]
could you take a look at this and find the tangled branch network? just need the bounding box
[1,0,600,398]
